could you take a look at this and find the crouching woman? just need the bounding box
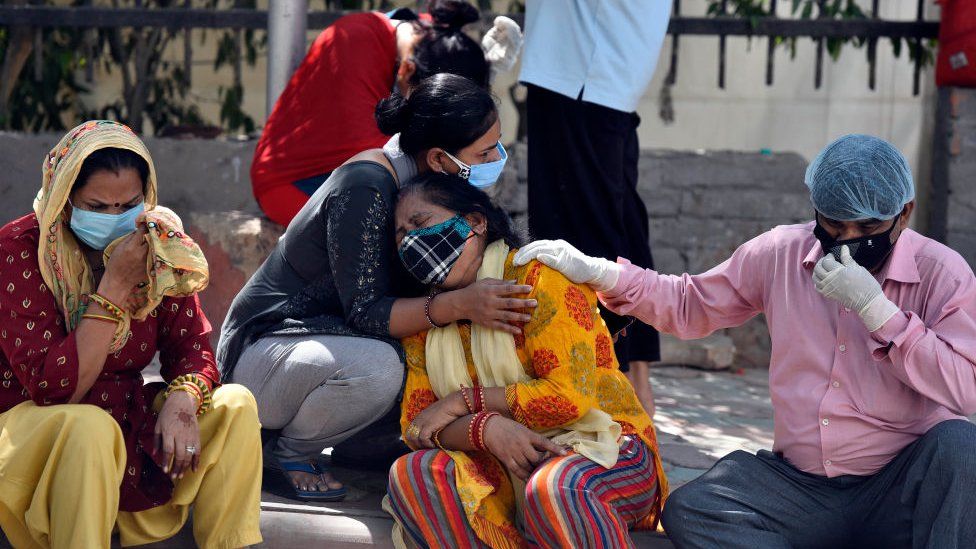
[0,121,262,549]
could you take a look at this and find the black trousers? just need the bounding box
[526,84,660,368]
[662,420,976,549]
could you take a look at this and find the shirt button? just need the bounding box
[839,344,847,352]
[832,381,841,388]
[822,418,830,426]
[825,459,832,466]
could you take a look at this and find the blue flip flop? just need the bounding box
[278,460,348,502]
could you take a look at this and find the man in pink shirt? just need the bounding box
[515,134,976,547]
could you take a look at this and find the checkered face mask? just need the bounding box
[398,215,474,285]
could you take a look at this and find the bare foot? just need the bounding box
[626,360,657,418]
[286,462,344,493]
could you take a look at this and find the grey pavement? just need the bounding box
[651,365,774,489]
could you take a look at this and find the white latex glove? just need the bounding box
[481,16,523,79]
[813,245,900,332]
[513,239,620,292]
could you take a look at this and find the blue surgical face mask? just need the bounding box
[69,201,145,250]
[443,143,508,189]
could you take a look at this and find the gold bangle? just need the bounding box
[89,293,126,320]
[432,428,446,450]
[169,374,213,415]
[164,384,203,409]
[81,313,121,325]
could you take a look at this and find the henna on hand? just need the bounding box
[177,409,194,427]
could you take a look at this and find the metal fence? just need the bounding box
[0,3,940,94]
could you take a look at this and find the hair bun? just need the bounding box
[375,92,411,136]
[429,0,480,31]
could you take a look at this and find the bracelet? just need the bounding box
[469,411,499,451]
[81,313,121,325]
[87,293,130,353]
[164,383,203,409]
[473,385,485,414]
[477,411,499,451]
[460,386,475,414]
[167,374,213,416]
[88,293,126,320]
[425,290,447,329]
[467,414,479,450]
[432,428,446,450]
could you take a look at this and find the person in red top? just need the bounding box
[0,121,262,548]
[253,1,507,226]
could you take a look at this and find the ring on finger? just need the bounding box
[406,423,421,438]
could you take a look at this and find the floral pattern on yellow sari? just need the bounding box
[400,253,668,548]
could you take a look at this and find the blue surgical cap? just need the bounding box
[804,134,915,221]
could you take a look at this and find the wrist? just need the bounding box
[431,290,460,324]
[859,294,901,332]
[166,389,199,410]
[451,390,470,416]
[591,260,622,293]
[96,277,130,306]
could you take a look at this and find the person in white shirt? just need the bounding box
[519,0,673,414]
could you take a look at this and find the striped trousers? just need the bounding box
[387,437,658,548]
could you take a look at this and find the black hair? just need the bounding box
[411,0,489,87]
[74,147,149,191]
[375,73,497,157]
[400,172,524,249]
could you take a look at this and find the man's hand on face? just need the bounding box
[813,245,901,332]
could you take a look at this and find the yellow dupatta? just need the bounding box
[34,120,208,350]
[425,239,622,469]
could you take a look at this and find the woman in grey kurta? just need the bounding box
[218,74,533,500]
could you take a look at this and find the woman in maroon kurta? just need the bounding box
[0,120,262,549]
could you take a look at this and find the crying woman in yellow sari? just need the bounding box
[385,173,668,549]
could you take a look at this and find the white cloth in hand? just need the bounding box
[813,245,900,332]
[513,239,620,292]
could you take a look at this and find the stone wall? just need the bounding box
[0,133,813,368]
[0,132,261,218]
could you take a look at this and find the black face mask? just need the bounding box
[814,213,899,271]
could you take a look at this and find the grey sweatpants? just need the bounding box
[662,419,976,549]
[230,334,403,462]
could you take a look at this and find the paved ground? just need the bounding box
[651,365,774,488]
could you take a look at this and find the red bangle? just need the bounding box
[469,411,499,451]
[460,386,475,414]
[473,384,485,413]
[479,412,499,451]
[467,414,479,448]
